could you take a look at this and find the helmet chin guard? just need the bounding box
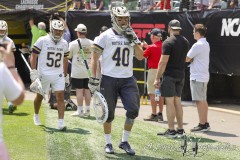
[111,6,130,34]
[0,20,8,40]
[49,19,64,42]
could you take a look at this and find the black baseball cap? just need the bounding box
[150,28,162,37]
[168,19,182,30]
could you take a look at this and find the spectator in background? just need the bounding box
[138,0,155,11]
[59,17,71,44]
[154,19,189,138]
[208,0,221,8]
[29,18,47,49]
[154,0,171,10]
[96,0,104,10]
[142,28,165,122]
[0,42,25,160]
[186,24,211,132]
[69,24,93,117]
[195,0,209,10]
[179,0,190,11]
[0,20,18,114]
[69,0,85,10]
[124,0,138,10]
[227,0,238,8]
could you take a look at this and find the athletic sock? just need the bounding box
[34,113,39,117]
[58,119,64,126]
[85,105,90,112]
[78,106,83,114]
[105,134,111,144]
[122,130,130,142]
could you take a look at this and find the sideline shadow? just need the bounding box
[158,121,188,125]
[2,108,29,116]
[81,115,96,120]
[40,125,91,135]
[203,131,238,137]
[105,152,173,160]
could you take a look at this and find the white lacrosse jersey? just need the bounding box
[0,63,22,143]
[0,36,16,52]
[32,35,69,76]
[68,38,93,78]
[93,28,134,78]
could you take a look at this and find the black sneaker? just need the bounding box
[176,129,185,137]
[157,113,164,122]
[143,114,158,122]
[191,123,208,132]
[157,129,177,138]
[105,143,114,154]
[205,122,211,131]
[119,141,135,155]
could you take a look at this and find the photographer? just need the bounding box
[0,42,25,160]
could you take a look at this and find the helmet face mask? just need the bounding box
[111,6,130,33]
[0,20,8,39]
[50,20,64,42]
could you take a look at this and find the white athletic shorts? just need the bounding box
[190,80,208,101]
[40,73,65,93]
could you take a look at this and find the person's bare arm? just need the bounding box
[91,51,101,78]
[186,56,193,62]
[134,44,144,60]
[1,44,25,105]
[63,56,68,76]
[29,18,34,28]
[96,0,104,11]
[154,55,169,88]
[30,53,38,69]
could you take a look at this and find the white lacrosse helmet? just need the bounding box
[50,19,64,42]
[0,20,8,39]
[111,6,130,33]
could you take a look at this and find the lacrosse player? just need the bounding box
[69,24,93,117]
[0,43,25,160]
[30,19,69,131]
[0,20,18,114]
[89,6,143,155]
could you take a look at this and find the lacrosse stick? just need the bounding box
[77,39,108,124]
[20,53,45,100]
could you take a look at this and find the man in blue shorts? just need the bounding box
[89,6,143,155]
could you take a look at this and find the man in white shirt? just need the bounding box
[30,19,69,131]
[68,24,93,117]
[89,6,143,155]
[186,24,210,132]
[0,43,25,160]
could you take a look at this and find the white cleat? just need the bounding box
[33,116,41,126]
[58,124,67,131]
[71,111,84,117]
[84,110,90,117]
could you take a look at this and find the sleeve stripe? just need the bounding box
[32,47,41,55]
[32,46,41,53]
[64,51,69,57]
[93,44,103,51]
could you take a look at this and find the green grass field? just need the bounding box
[2,100,240,160]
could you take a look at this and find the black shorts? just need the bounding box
[161,75,184,97]
[71,78,89,89]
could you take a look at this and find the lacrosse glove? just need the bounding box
[64,74,70,87]
[88,77,100,94]
[124,27,141,47]
[30,69,39,82]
